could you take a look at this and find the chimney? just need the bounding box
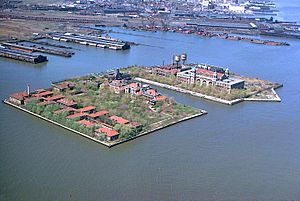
[172,54,175,65]
[27,84,30,96]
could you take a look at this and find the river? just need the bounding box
[0,11,300,201]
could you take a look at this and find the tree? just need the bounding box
[113,124,133,139]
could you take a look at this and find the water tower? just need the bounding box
[181,52,187,64]
[175,55,181,68]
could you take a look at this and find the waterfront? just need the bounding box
[1,24,300,200]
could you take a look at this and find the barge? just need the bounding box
[0,48,48,64]
[48,33,130,50]
[1,42,74,57]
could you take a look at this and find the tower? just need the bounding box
[181,52,187,64]
[27,84,30,96]
[175,55,181,68]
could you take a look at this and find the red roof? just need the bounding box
[154,95,167,101]
[54,82,74,90]
[109,115,130,125]
[10,92,28,100]
[169,69,179,74]
[135,91,143,96]
[147,89,157,96]
[33,91,53,97]
[77,120,95,127]
[196,68,223,78]
[66,113,87,119]
[111,85,126,91]
[78,106,96,113]
[57,98,77,107]
[111,80,124,86]
[35,89,46,93]
[130,122,142,128]
[157,68,178,75]
[96,127,119,137]
[88,110,109,118]
[44,94,64,102]
[24,96,41,102]
[128,83,139,89]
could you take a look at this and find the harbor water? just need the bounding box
[1,15,300,201]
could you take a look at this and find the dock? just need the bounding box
[0,48,47,64]
[28,40,73,49]
[48,33,130,50]
[1,42,74,57]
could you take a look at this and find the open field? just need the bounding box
[0,19,93,40]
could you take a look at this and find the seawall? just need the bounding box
[135,77,282,105]
[134,77,243,105]
[3,100,206,148]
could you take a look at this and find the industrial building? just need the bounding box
[151,53,245,90]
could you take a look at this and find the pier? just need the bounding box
[48,33,130,50]
[28,40,73,49]
[0,48,47,64]
[1,42,74,57]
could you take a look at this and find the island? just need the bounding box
[3,69,206,147]
[122,54,282,105]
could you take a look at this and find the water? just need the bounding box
[274,0,300,23]
[1,23,300,201]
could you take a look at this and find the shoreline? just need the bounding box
[3,100,206,148]
[135,77,282,105]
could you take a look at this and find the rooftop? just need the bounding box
[57,98,77,107]
[88,110,109,118]
[10,91,28,100]
[154,95,167,101]
[109,115,130,125]
[78,106,96,113]
[32,91,53,97]
[78,119,95,127]
[96,127,119,137]
[44,94,65,102]
[147,89,158,96]
[130,122,142,128]
[54,82,75,89]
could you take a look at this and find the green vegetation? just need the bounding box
[19,73,202,145]
[122,66,264,101]
[23,101,97,137]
